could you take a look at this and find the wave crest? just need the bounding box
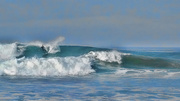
[27,36,65,53]
[85,51,130,64]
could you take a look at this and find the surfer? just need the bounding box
[41,45,47,53]
[41,45,49,58]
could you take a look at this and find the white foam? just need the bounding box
[0,56,94,76]
[115,68,180,78]
[84,50,130,64]
[26,36,65,53]
[0,43,18,60]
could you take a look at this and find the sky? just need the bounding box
[0,0,180,47]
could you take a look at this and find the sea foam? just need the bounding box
[85,50,130,64]
[0,43,18,60]
[115,68,180,78]
[27,36,65,53]
[0,56,94,76]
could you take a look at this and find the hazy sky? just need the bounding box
[0,0,180,47]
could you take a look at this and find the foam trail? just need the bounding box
[0,56,94,76]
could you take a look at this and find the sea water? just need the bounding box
[0,42,180,100]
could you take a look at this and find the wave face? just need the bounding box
[0,42,180,77]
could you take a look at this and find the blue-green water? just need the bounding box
[0,43,180,100]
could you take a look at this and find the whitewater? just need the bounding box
[1,37,180,100]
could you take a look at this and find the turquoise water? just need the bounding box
[0,43,180,100]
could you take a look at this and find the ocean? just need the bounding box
[0,42,180,100]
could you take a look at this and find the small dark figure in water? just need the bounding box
[41,45,46,52]
[41,45,48,57]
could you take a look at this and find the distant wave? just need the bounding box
[115,68,180,78]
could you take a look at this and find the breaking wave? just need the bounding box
[0,37,180,77]
[0,43,19,60]
[0,57,94,76]
[0,42,128,76]
[84,51,130,64]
